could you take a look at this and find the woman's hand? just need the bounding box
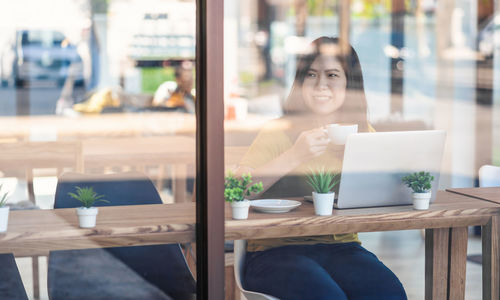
[289,128,330,162]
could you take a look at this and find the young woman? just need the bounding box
[236,37,407,300]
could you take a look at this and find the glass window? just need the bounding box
[0,0,199,299]
[224,0,497,298]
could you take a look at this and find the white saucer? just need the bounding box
[250,199,301,213]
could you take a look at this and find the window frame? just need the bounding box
[196,0,225,298]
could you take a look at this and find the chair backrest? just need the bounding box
[54,171,162,208]
[233,240,279,300]
[479,165,500,187]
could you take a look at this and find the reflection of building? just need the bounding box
[128,12,195,60]
[126,3,195,61]
[106,0,195,93]
[102,0,196,93]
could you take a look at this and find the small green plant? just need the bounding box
[306,168,340,194]
[402,171,434,193]
[0,184,8,207]
[224,172,263,202]
[68,186,109,208]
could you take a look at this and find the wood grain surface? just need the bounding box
[225,191,500,240]
[447,187,500,204]
[2,191,499,256]
[449,227,468,300]
[0,203,196,256]
[425,228,449,300]
[482,215,500,300]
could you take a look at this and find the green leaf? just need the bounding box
[401,171,434,193]
[224,172,263,202]
[67,186,108,208]
[0,184,8,207]
[306,167,340,194]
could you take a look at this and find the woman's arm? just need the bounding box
[236,127,329,198]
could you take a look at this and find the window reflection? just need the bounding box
[0,0,197,299]
[224,0,499,298]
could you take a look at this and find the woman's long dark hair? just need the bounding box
[283,37,369,132]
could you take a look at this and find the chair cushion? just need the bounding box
[0,253,28,300]
[48,248,173,300]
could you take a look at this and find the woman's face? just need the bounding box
[301,55,347,115]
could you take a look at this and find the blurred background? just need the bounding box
[223,0,500,191]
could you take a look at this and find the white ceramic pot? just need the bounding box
[0,206,9,233]
[413,192,431,210]
[312,192,335,216]
[76,207,99,228]
[230,200,250,220]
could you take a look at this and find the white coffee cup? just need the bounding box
[326,123,358,145]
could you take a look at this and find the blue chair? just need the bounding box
[234,240,279,300]
[48,172,196,300]
[0,253,29,300]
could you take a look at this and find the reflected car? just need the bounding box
[0,30,84,87]
[478,14,500,60]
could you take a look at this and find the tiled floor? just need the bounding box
[16,230,482,300]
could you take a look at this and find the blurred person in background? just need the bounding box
[153,60,195,113]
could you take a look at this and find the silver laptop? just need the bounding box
[334,130,446,209]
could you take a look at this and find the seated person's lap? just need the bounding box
[243,243,407,300]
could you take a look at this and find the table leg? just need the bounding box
[448,227,468,300]
[482,215,500,300]
[173,164,187,202]
[32,255,39,300]
[425,228,449,300]
[26,169,35,204]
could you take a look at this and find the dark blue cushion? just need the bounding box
[53,172,163,208]
[0,253,28,300]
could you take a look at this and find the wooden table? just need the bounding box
[0,112,273,143]
[446,187,500,299]
[1,190,499,299]
[0,203,196,257]
[0,112,196,140]
[447,187,500,204]
[226,191,500,300]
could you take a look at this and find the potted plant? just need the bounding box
[306,168,340,216]
[402,171,435,210]
[224,172,263,220]
[0,184,9,233]
[69,186,109,228]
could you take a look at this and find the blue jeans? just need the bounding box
[243,243,407,300]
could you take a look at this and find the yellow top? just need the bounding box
[240,121,374,252]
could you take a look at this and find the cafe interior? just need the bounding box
[0,0,499,299]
